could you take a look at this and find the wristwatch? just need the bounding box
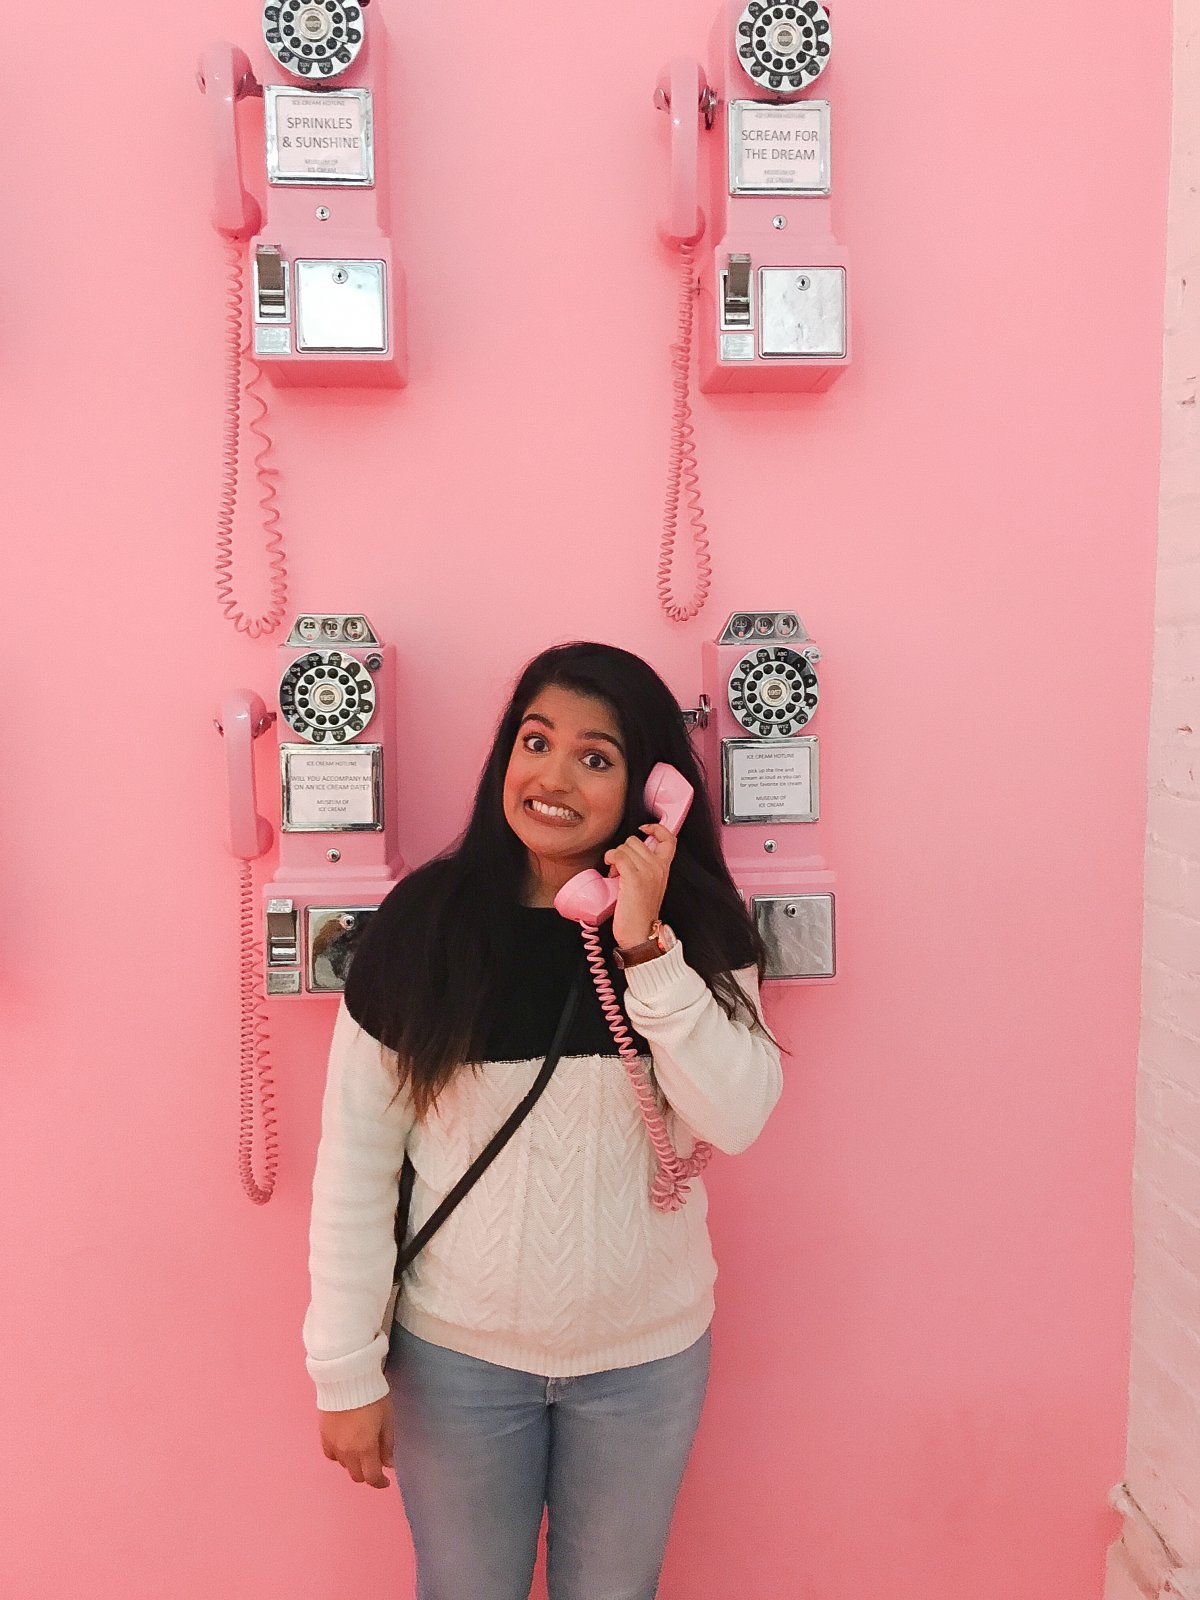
[613,920,677,970]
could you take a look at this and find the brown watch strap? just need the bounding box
[615,920,672,969]
[616,937,666,969]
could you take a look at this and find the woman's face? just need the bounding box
[502,683,629,892]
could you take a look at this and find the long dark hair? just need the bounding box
[345,642,770,1115]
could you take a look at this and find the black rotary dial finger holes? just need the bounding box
[727,646,819,737]
[263,0,364,79]
[736,0,831,92]
[279,651,377,742]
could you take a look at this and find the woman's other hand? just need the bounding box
[319,1397,395,1488]
[607,822,676,951]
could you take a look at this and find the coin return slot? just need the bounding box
[266,901,300,967]
[255,247,288,322]
[721,254,753,330]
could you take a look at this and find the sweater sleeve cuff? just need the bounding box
[307,1332,390,1412]
[621,939,705,1008]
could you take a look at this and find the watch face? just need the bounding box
[727,646,819,737]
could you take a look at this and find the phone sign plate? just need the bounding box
[729,100,830,196]
[281,744,383,832]
[720,332,756,362]
[255,326,291,355]
[723,737,818,824]
[265,86,375,186]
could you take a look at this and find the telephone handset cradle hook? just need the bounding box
[653,77,718,129]
[681,695,711,731]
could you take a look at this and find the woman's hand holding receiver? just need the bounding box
[319,1397,394,1488]
[606,821,677,952]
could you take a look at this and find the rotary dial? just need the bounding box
[263,1,365,79]
[735,0,831,95]
[279,650,376,743]
[728,645,819,736]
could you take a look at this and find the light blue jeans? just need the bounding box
[384,1325,711,1600]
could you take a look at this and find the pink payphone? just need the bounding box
[216,612,405,1201]
[692,609,835,983]
[198,3,405,637]
[652,3,847,624]
[199,5,403,387]
[658,0,848,393]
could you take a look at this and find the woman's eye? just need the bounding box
[523,734,549,753]
[582,752,612,771]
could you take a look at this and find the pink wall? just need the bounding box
[0,1,1169,1596]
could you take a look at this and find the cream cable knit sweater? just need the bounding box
[303,938,783,1410]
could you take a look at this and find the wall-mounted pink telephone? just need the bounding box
[215,612,405,1203]
[651,4,847,622]
[657,1,848,395]
[554,764,712,1213]
[198,4,405,637]
[698,608,837,984]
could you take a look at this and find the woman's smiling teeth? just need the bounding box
[526,798,581,823]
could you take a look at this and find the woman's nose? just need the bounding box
[543,755,575,793]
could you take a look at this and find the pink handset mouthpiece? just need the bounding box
[216,691,274,861]
[655,58,708,248]
[554,763,694,923]
[197,42,262,240]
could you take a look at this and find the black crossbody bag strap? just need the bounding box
[392,958,586,1280]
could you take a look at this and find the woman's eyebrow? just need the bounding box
[519,713,625,755]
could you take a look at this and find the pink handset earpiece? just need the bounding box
[643,760,695,837]
[555,763,711,1212]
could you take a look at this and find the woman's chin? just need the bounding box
[512,824,598,867]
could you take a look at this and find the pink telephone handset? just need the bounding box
[655,58,708,249]
[216,690,279,1206]
[216,691,274,860]
[555,763,712,1212]
[554,763,694,923]
[653,60,714,623]
[197,43,261,241]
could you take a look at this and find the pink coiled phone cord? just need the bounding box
[657,242,712,624]
[580,922,712,1211]
[215,240,288,639]
[237,859,279,1203]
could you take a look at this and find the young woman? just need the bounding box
[304,641,783,1600]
